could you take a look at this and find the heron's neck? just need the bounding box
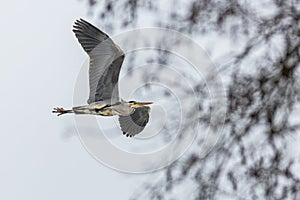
[110,102,134,116]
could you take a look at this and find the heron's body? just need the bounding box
[72,101,135,116]
[52,19,152,137]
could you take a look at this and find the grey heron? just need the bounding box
[53,19,153,137]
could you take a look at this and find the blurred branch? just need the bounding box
[85,0,300,199]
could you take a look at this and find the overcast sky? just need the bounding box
[2,1,300,200]
[0,1,161,199]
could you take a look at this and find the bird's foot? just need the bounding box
[52,107,72,116]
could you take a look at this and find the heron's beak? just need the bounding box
[134,102,153,107]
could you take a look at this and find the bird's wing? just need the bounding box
[73,19,125,104]
[118,107,150,137]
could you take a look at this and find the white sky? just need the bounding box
[0,1,161,200]
[2,1,300,199]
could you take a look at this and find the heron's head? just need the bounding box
[128,100,153,108]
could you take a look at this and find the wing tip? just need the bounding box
[72,19,87,33]
[123,132,133,137]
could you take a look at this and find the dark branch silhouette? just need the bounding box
[85,0,300,199]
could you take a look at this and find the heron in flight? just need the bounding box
[53,19,153,137]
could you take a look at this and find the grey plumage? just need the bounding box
[68,19,152,137]
[119,107,150,137]
[73,19,124,104]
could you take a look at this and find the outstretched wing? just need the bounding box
[73,19,125,104]
[119,107,150,137]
